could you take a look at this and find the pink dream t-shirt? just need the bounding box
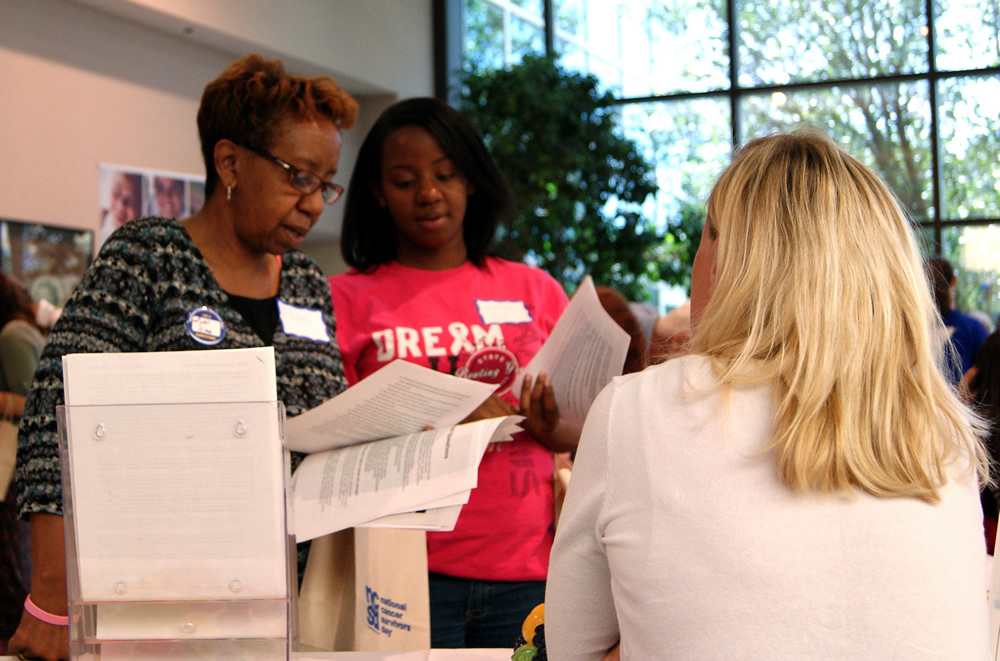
[329,258,569,581]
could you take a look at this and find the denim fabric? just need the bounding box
[428,572,546,649]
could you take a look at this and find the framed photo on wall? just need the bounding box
[98,164,205,249]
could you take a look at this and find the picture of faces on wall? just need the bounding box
[98,164,205,248]
[0,219,93,307]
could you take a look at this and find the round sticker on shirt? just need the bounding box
[186,306,226,346]
[457,347,520,394]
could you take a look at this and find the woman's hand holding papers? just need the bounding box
[520,372,558,436]
[520,372,581,454]
[458,372,580,453]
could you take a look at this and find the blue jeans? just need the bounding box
[428,572,546,649]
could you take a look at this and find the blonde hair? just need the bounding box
[690,131,986,501]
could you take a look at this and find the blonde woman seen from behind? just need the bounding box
[546,131,989,660]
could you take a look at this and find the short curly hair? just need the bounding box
[340,97,515,271]
[197,54,358,199]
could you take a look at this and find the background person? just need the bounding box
[595,286,647,375]
[648,300,690,363]
[963,330,1000,553]
[925,255,989,385]
[627,300,658,346]
[9,53,356,661]
[546,132,989,660]
[330,97,579,649]
[970,310,993,335]
[0,273,46,653]
[0,274,47,416]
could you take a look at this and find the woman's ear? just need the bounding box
[213,139,240,189]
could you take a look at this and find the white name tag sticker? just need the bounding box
[476,299,533,325]
[277,299,331,343]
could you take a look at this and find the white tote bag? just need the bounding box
[353,527,430,651]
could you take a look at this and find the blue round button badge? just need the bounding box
[186,306,226,345]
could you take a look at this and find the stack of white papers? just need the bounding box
[285,275,632,540]
[284,359,518,541]
[288,414,523,541]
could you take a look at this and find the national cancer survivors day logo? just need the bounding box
[365,585,413,637]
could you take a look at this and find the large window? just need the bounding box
[441,0,1000,319]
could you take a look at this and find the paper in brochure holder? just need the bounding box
[59,401,289,603]
[58,399,294,659]
[60,347,279,407]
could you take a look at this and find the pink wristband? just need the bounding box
[24,594,69,626]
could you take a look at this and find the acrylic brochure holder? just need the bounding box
[57,400,294,660]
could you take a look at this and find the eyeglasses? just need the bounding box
[242,144,344,204]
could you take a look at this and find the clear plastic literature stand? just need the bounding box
[57,400,294,660]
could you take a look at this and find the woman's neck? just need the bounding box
[182,206,280,298]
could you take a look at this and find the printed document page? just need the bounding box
[359,504,465,531]
[62,346,277,405]
[290,416,523,541]
[61,348,287,601]
[514,275,630,426]
[285,359,497,454]
[359,491,471,530]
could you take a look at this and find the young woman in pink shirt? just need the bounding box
[330,97,580,649]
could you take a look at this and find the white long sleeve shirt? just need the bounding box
[547,355,989,660]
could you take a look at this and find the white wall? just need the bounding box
[0,0,435,275]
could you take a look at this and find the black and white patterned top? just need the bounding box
[15,216,347,517]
